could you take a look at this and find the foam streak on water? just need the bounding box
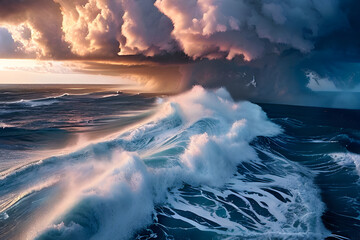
[0,86,331,239]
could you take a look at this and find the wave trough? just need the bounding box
[0,86,347,239]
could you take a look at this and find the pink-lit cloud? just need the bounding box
[0,0,347,61]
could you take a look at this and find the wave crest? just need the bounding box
[0,86,329,240]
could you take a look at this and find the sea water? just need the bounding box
[0,85,359,240]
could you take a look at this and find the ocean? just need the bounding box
[0,85,359,240]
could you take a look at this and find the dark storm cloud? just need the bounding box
[0,0,352,60]
[0,0,72,58]
[0,0,359,108]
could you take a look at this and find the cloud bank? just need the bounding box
[0,0,352,60]
[0,0,360,108]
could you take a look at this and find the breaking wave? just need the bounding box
[0,86,329,240]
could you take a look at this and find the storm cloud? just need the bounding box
[0,0,352,60]
[0,0,360,108]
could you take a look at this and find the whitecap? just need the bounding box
[2,86,328,240]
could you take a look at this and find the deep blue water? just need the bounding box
[0,85,359,240]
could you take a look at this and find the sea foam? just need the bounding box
[0,86,328,239]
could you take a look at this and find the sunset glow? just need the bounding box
[0,59,141,86]
[0,1,359,240]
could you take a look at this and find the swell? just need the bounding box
[0,86,330,240]
[259,107,360,239]
[0,93,70,107]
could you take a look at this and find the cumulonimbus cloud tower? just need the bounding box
[0,0,360,108]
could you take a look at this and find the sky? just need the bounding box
[0,0,360,107]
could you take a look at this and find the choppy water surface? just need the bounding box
[0,85,359,240]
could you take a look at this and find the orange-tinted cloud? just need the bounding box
[0,0,72,58]
[0,0,348,61]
